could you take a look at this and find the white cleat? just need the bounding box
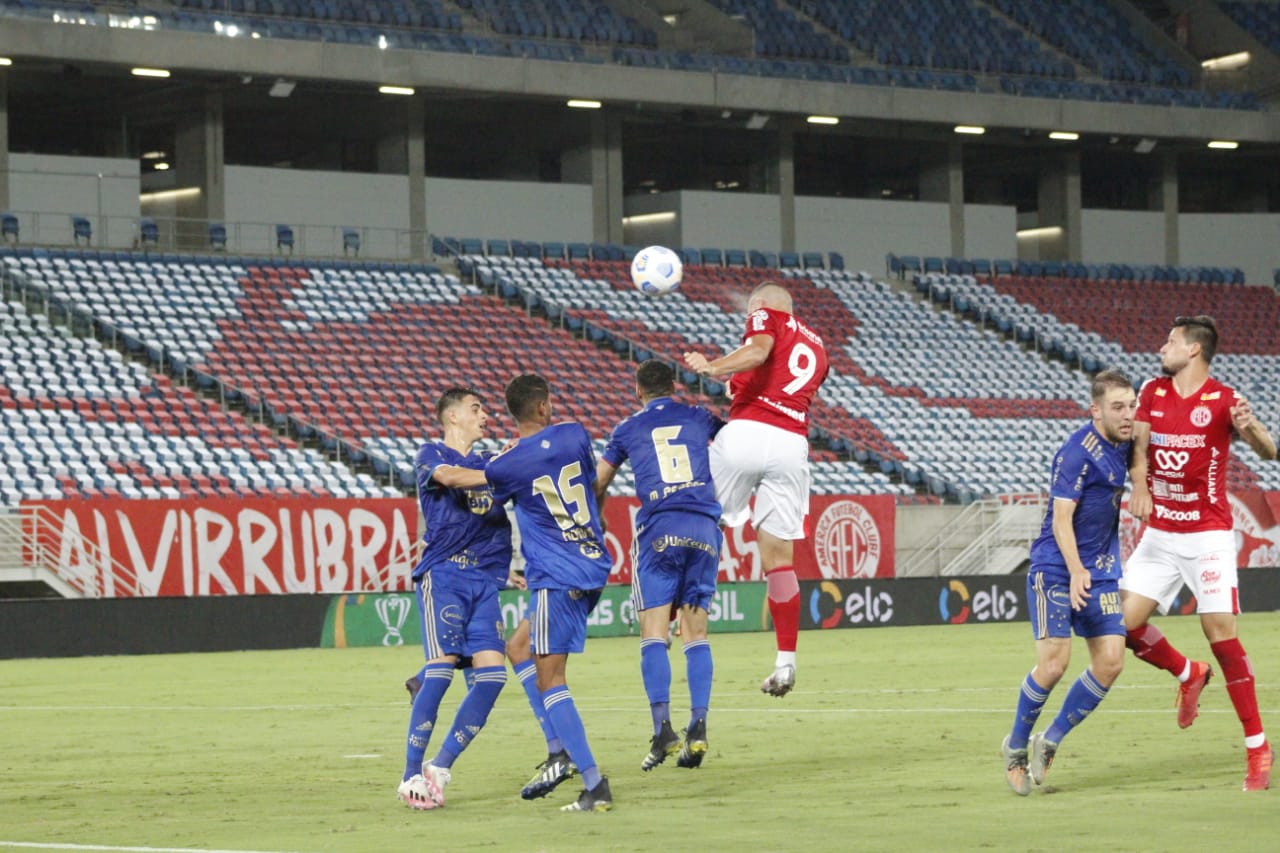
[760,664,796,697]
[421,762,451,807]
[397,774,439,810]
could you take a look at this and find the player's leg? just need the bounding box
[752,432,810,697]
[1004,571,1069,795]
[508,614,576,799]
[676,517,719,768]
[422,584,509,805]
[532,590,612,812]
[398,575,460,809]
[1120,530,1212,727]
[637,600,681,770]
[1031,585,1126,788]
[678,604,712,769]
[1191,533,1271,790]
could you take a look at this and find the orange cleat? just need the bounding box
[1176,661,1213,729]
[1244,745,1273,792]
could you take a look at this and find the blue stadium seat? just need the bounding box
[1,212,17,244]
[342,228,360,257]
[139,218,159,248]
[276,224,294,254]
[72,216,92,246]
[209,223,227,251]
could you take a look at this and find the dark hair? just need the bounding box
[1090,368,1133,402]
[435,386,482,424]
[1173,315,1218,363]
[505,374,550,421]
[636,359,675,398]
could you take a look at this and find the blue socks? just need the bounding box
[514,658,562,754]
[404,662,454,780]
[684,639,712,725]
[1045,669,1109,745]
[543,685,600,790]
[640,637,671,734]
[432,666,506,769]
[1009,672,1049,751]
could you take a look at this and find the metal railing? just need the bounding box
[899,495,1045,577]
[0,505,142,598]
[0,208,434,262]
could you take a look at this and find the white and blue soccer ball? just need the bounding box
[630,245,683,295]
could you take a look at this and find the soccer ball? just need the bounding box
[630,245,683,295]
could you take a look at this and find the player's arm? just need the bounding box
[683,334,773,379]
[594,458,618,506]
[1127,420,1152,521]
[1050,497,1092,610]
[1232,397,1279,461]
[430,464,488,490]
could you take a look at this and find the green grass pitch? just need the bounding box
[4,614,1280,852]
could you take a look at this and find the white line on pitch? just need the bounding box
[0,842,307,853]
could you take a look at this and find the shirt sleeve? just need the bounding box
[1048,442,1089,503]
[601,423,628,469]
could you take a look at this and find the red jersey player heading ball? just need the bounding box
[684,281,830,697]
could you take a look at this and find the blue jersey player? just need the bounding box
[1002,369,1136,795]
[396,387,518,811]
[595,360,724,772]
[454,374,615,812]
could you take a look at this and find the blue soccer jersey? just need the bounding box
[1029,422,1131,583]
[485,422,612,591]
[602,396,724,530]
[413,441,512,587]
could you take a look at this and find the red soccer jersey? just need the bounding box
[1137,375,1239,533]
[727,307,830,436]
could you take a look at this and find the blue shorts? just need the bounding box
[632,512,721,613]
[416,570,505,658]
[1027,569,1124,641]
[529,587,602,655]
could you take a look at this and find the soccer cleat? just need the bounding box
[677,717,708,769]
[1244,744,1274,792]
[760,664,796,697]
[1176,661,1213,729]
[560,776,613,813]
[641,720,681,771]
[1027,733,1057,786]
[397,774,440,810]
[419,762,450,808]
[1001,735,1032,796]
[521,750,578,800]
[405,674,422,704]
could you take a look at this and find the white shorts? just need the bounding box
[710,419,810,540]
[1119,527,1238,615]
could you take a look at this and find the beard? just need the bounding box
[1160,361,1178,377]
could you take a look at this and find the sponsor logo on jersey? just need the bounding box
[1154,387,1167,396]
[1190,405,1212,428]
[1154,449,1190,471]
[814,500,882,579]
[1150,432,1205,448]
[1154,505,1201,522]
[1201,391,1221,400]
[1201,569,1222,585]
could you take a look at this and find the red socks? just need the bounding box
[1212,638,1264,740]
[765,566,799,653]
[1126,624,1189,677]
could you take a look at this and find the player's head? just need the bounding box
[1163,315,1218,375]
[1089,368,1137,444]
[747,281,793,314]
[435,386,487,442]
[504,373,551,426]
[635,359,675,402]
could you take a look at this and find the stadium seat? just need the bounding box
[138,218,159,248]
[2,212,18,245]
[342,228,360,257]
[72,216,92,246]
[209,223,228,251]
[276,224,295,255]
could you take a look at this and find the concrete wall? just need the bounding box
[1081,209,1167,267]
[7,153,140,248]
[1179,213,1280,285]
